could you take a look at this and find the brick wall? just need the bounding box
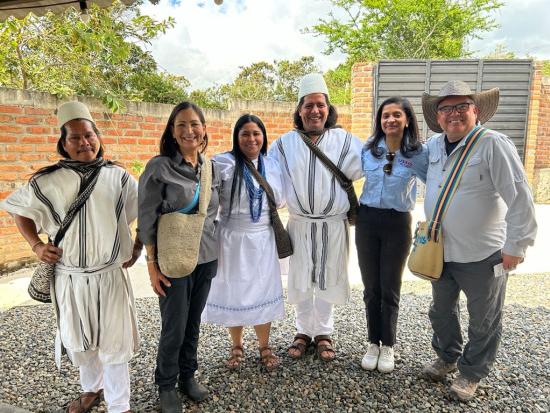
[0,88,350,272]
[532,77,550,202]
[351,62,374,140]
[535,78,550,170]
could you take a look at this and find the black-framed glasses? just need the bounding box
[437,102,474,114]
[383,152,395,175]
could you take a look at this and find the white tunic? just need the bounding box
[268,129,363,305]
[0,165,139,366]
[202,153,285,327]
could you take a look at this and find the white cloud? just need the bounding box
[470,0,550,58]
[139,0,345,89]
[140,0,550,90]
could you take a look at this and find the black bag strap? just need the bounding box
[295,129,359,211]
[52,166,103,246]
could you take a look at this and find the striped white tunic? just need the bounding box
[0,165,139,366]
[268,129,363,305]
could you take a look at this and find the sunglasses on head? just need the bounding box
[383,152,395,175]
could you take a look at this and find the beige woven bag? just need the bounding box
[157,156,212,278]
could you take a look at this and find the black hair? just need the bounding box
[366,96,421,158]
[159,101,208,156]
[228,114,268,214]
[31,119,105,179]
[293,94,339,131]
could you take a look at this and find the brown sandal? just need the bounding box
[287,333,312,359]
[314,335,336,362]
[225,345,245,369]
[259,346,280,371]
[66,389,103,413]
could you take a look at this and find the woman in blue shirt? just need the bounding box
[356,96,428,373]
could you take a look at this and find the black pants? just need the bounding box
[155,260,217,391]
[355,205,411,346]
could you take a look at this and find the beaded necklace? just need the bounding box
[242,154,265,222]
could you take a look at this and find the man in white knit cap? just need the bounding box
[268,73,363,361]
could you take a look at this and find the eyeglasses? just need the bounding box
[383,152,395,175]
[437,102,474,114]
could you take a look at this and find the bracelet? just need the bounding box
[31,240,44,252]
[145,255,157,263]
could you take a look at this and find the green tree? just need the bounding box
[324,60,353,104]
[189,86,227,110]
[0,1,186,111]
[309,0,503,62]
[218,56,320,103]
[483,43,516,59]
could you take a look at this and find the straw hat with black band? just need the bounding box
[421,80,500,133]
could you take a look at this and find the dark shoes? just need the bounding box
[159,389,182,413]
[65,390,103,413]
[178,376,209,402]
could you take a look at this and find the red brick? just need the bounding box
[26,126,52,134]
[0,124,24,133]
[21,136,47,143]
[25,107,51,115]
[0,105,23,114]
[124,130,143,137]
[0,153,18,161]
[16,116,41,125]
[5,144,28,152]
[139,123,157,130]
[0,172,19,180]
[118,121,137,129]
[21,153,46,161]
[35,144,56,152]
[119,138,137,144]
[0,135,18,143]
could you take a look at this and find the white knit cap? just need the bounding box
[57,101,95,129]
[298,73,329,102]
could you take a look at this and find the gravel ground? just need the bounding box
[0,276,548,413]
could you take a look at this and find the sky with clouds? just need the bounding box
[139,0,550,90]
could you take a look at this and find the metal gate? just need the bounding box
[374,59,533,159]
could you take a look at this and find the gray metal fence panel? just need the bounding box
[374,59,533,160]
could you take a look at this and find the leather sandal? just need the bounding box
[225,345,244,369]
[66,389,103,413]
[287,333,312,359]
[259,346,280,371]
[314,335,336,362]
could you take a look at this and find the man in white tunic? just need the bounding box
[0,102,140,413]
[268,73,363,361]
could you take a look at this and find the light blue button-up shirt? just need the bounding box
[424,129,537,262]
[359,140,429,212]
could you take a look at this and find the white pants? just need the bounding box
[295,295,334,337]
[79,350,130,413]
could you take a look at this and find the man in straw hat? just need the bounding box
[268,73,363,361]
[420,80,537,401]
[0,101,141,412]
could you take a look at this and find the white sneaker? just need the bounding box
[361,343,380,371]
[377,345,395,373]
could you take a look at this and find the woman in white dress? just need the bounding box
[203,114,285,371]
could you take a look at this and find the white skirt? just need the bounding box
[202,216,285,327]
[54,263,139,367]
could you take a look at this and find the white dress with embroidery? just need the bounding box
[202,152,285,327]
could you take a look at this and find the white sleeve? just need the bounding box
[489,135,537,257]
